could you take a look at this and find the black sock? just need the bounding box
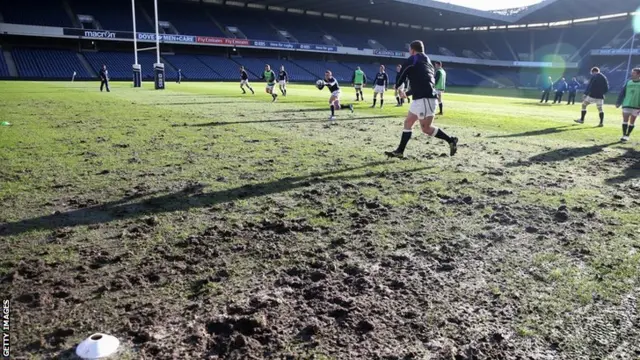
[407,98,411,103]
[396,96,400,105]
[372,98,377,107]
[581,110,586,121]
[433,128,453,143]
[356,93,360,101]
[380,99,384,107]
[330,105,335,116]
[628,125,635,136]
[623,123,629,136]
[599,112,604,123]
[396,130,412,153]
[439,103,443,114]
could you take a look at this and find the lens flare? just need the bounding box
[633,8,640,34]
[540,54,567,81]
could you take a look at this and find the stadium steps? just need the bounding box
[3,50,18,77]
[468,69,507,88]
[502,33,518,61]
[161,57,178,73]
[77,53,96,78]
[569,27,601,62]
[138,5,156,33]
[62,0,80,28]
[204,10,230,39]
[553,30,565,58]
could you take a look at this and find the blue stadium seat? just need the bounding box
[0,51,10,77]
[266,12,328,45]
[152,1,225,37]
[83,51,159,80]
[0,0,72,27]
[13,48,93,79]
[70,0,155,32]
[209,6,279,41]
[163,54,222,80]
[197,55,246,80]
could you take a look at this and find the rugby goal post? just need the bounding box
[131,0,164,89]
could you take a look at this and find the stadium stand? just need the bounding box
[12,48,92,79]
[210,6,280,41]
[83,51,160,80]
[1,0,637,90]
[266,12,333,45]
[197,55,250,80]
[69,0,155,33]
[162,54,222,80]
[152,1,226,37]
[0,51,10,78]
[0,0,72,28]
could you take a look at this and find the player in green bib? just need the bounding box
[434,61,446,115]
[351,67,367,101]
[260,64,278,102]
[616,68,640,142]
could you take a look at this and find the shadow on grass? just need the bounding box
[513,101,554,107]
[489,124,592,138]
[188,115,397,127]
[605,148,640,184]
[147,99,323,106]
[0,161,427,236]
[506,142,618,166]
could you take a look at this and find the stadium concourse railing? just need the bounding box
[0,23,578,70]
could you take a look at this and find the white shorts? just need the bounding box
[436,89,445,96]
[409,98,437,119]
[623,108,640,117]
[330,90,341,99]
[279,80,286,86]
[374,85,386,94]
[266,84,275,90]
[240,79,249,85]
[584,96,604,106]
[395,84,405,93]
[354,84,363,90]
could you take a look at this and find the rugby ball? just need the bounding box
[316,79,324,90]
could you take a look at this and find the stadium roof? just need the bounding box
[516,0,638,23]
[241,0,637,27]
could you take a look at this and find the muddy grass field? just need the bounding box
[1,81,639,359]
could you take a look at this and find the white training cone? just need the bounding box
[75,333,120,359]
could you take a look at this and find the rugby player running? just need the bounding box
[385,40,458,158]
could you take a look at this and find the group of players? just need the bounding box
[571,66,640,143]
[234,42,640,157]
[236,40,457,157]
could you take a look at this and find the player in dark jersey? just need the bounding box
[99,64,110,92]
[319,70,354,121]
[278,65,288,96]
[395,64,409,107]
[434,61,446,115]
[371,65,389,108]
[260,64,278,102]
[239,66,254,95]
[385,40,458,158]
[575,67,609,126]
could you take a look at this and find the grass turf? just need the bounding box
[0,81,639,359]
